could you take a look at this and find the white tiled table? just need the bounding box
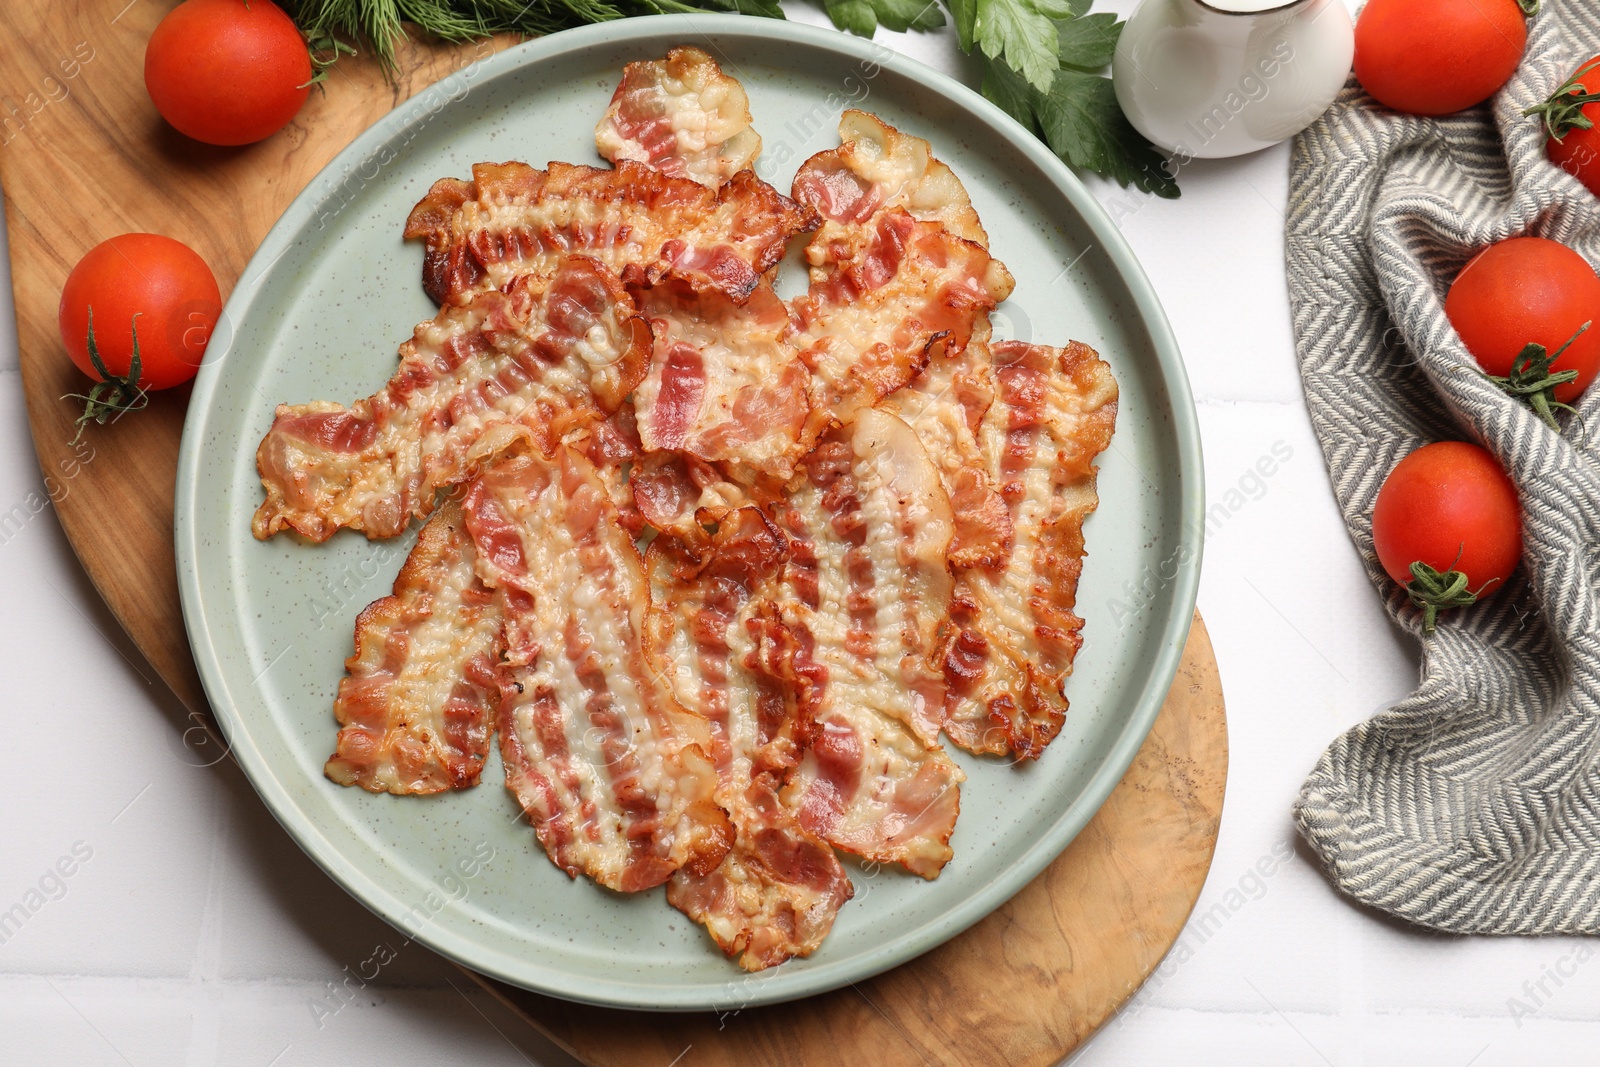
[5,5,1596,1063]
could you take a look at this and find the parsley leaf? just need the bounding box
[823,0,945,34]
[981,56,1038,131]
[959,0,1180,198]
[1033,68,1178,197]
[871,0,947,30]
[974,0,1058,93]
[822,0,878,35]
[948,0,978,49]
[1055,12,1120,70]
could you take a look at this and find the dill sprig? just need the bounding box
[285,0,782,72]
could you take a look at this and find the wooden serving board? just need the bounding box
[2,5,1227,1064]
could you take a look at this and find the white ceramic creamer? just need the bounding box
[1113,0,1354,160]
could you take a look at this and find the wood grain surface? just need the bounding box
[1,6,1226,1065]
[478,613,1227,1067]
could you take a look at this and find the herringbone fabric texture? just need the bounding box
[1288,5,1600,932]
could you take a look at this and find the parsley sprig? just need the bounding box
[285,0,1177,197]
[953,0,1177,197]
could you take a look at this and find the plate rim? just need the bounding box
[174,12,1204,1012]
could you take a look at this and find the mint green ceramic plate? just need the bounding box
[174,15,1201,1012]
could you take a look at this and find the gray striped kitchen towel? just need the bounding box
[1288,2,1600,932]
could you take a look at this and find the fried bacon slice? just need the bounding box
[646,509,853,971]
[633,280,813,481]
[792,109,990,247]
[253,256,650,543]
[795,110,1013,566]
[940,340,1118,759]
[325,501,503,794]
[771,409,965,878]
[405,160,816,307]
[790,209,1013,432]
[595,46,762,189]
[462,445,732,892]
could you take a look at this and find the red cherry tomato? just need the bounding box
[144,0,310,146]
[1538,56,1600,200]
[1353,0,1526,116]
[59,233,221,391]
[1372,442,1521,602]
[1445,236,1600,404]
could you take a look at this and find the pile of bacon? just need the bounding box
[252,48,1118,972]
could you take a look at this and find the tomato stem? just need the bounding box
[1481,321,1589,432]
[62,310,151,444]
[1404,550,1500,634]
[1525,59,1600,142]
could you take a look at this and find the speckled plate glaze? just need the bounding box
[174,15,1201,1012]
